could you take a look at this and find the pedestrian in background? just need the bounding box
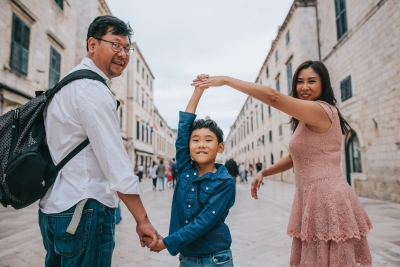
[255,161,264,185]
[137,164,144,182]
[157,160,166,191]
[238,162,246,183]
[150,161,158,191]
[248,163,253,177]
[170,158,177,188]
[225,158,239,182]
[192,61,372,266]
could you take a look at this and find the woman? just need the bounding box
[192,61,372,267]
[150,161,158,191]
[157,160,166,191]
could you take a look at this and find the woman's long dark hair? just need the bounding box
[289,60,351,135]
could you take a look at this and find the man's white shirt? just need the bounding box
[40,58,139,214]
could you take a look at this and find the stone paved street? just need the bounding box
[1,177,400,267]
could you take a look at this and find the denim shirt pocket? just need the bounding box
[198,181,217,206]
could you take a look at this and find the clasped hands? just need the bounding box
[141,235,166,252]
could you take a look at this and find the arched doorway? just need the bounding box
[345,131,362,185]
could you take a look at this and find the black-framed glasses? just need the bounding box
[94,38,134,55]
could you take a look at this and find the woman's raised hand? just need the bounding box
[191,75,227,89]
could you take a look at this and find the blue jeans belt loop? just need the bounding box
[66,198,88,235]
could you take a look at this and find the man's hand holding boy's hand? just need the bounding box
[142,236,166,252]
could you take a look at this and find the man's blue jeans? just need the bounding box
[39,199,116,267]
[179,249,234,266]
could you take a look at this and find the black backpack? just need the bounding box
[0,69,107,209]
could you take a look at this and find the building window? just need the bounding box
[247,121,249,134]
[256,111,258,128]
[48,46,61,89]
[136,121,140,139]
[268,105,271,116]
[146,74,149,85]
[150,80,153,91]
[150,131,153,145]
[266,65,269,78]
[279,125,282,136]
[261,105,264,121]
[252,142,254,150]
[269,130,272,142]
[141,124,144,141]
[10,14,30,76]
[340,76,352,102]
[286,30,290,45]
[276,78,280,92]
[335,0,348,39]
[287,62,292,95]
[251,117,253,132]
[142,91,144,106]
[136,59,140,72]
[136,85,139,101]
[271,153,274,165]
[275,50,278,62]
[142,67,144,79]
[54,0,63,9]
[146,127,149,143]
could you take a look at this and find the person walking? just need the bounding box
[225,158,239,181]
[255,161,264,185]
[248,164,253,177]
[238,162,246,183]
[170,158,177,188]
[157,160,166,191]
[38,15,159,266]
[137,164,144,182]
[192,61,372,266]
[150,161,158,191]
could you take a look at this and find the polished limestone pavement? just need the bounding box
[0,177,400,267]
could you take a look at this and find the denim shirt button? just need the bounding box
[212,211,216,214]
[194,173,197,175]
[185,220,188,224]
[206,187,209,190]
[191,188,194,191]
[186,174,189,177]
[188,205,191,208]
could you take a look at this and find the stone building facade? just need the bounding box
[225,0,400,203]
[0,0,177,177]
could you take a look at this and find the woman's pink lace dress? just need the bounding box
[287,101,373,267]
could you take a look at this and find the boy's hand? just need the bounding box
[142,236,166,252]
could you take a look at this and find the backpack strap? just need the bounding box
[55,138,89,171]
[46,69,108,98]
[49,69,108,172]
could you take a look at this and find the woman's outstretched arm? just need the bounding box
[251,154,293,200]
[192,76,330,131]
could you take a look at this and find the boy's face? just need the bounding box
[189,128,224,165]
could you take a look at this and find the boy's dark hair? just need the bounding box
[191,119,224,144]
[86,15,134,51]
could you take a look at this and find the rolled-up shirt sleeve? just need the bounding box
[77,80,139,195]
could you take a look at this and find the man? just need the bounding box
[38,16,159,266]
[170,158,177,188]
[225,158,239,181]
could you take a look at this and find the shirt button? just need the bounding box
[188,205,191,208]
[194,173,197,175]
[212,211,215,214]
[186,174,189,177]
[185,220,188,224]
[191,188,194,191]
[206,187,209,190]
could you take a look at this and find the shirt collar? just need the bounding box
[81,58,113,88]
[192,163,230,182]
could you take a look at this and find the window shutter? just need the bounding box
[10,14,30,75]
[340,76,352,102]
[48,46,61,89]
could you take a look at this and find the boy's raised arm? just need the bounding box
[185,87,204,114]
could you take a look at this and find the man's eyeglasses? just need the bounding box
[95,38,134,55]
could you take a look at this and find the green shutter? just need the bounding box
[10,14,30,75]
[48,46,61,89]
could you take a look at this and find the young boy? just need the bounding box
[143,84,236,266]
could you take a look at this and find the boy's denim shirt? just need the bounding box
[163,111,236,257]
